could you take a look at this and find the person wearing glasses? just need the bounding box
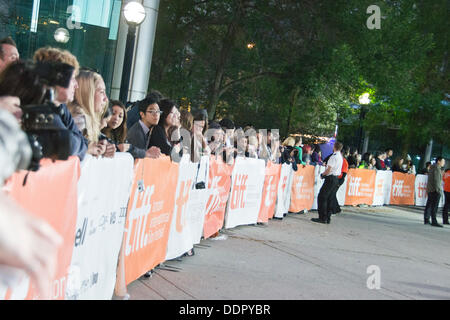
[126,95,162,159]
[147,99,180,156]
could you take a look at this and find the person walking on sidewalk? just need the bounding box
[442,168,450,225]
[424,156,446,227]
[312,141,343,224]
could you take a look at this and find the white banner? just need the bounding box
[66,153,134,300]
[166,156,210,260]
[274,164,294,218]
[383,170,392,205]
[336,176,347,206]
[165,158,197,260]
[225,157,266,228]
[186,156,210,245]
[415,174,428,206]
[312,166,326,210]
[415,174,445,208]
[373,171,391,206]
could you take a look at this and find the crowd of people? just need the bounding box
[278,141,428,176]
[0,36,449,298]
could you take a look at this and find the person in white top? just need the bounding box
[312,141,344,224]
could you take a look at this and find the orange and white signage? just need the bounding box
[372,170,391,206]
[344,169,376,206]
[166,156,210,260]
[390,172,415,206]
[414,174,428,206]
[289,165,315,213]
[123,157,179,285]
[258,162,281,222]
[203,157,232,239]
[66,153,134,300]
[225,157,266,228]
[274,164,295,218]
[1,157,80,300]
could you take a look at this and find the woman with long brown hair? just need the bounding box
[102,100,146,158]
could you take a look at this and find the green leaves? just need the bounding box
[149,0,448,148]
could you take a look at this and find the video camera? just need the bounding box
[21,61,75,171]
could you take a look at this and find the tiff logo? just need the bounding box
[230,174,248,210]
[417,182,427,198]
[175,180,192,233]
[295,176,304,199]
[264,176,275,207]
[348,177,362,196]
[392,180,404,197]
[205,176,221,215]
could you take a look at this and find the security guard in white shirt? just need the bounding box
[312,141,344,224]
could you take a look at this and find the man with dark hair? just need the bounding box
[126,94,162,158]
[126,90,163,129]
[0,37,19,73]
[384,148,393,169]
[424,156,446,227]
[312,141,343,224]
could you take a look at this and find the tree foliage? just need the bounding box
[149,0,448,149]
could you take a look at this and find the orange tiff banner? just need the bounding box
[258,162,282,222]
[289,165,315,213]
[203,157,233,239]
[390,172,415,205]
[123,157,179,285]
[344,169,376,206]
[3,157,80,300]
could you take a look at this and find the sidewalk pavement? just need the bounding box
[127,205,450,300]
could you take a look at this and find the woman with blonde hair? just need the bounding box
[69,69,114,157]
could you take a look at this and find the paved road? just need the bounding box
[127,205,450,300]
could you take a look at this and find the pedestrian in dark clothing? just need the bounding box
[312,141,343,224]
[424,157,446,227]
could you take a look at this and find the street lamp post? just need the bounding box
[119,2,147,104]
[358,93,370,154]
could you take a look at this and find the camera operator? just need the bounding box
[33,47,88,160]
[0,108,62,298]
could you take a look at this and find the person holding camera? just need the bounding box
[312,141,343,224]
[33,47,88,160]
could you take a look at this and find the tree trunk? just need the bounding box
[207,15,240,120]
[286,86,301,135]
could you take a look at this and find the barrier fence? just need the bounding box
[0,155,445,300]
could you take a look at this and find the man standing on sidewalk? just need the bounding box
[312,141,343,224]
[424,156,446,227]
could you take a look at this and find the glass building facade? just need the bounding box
[0,0,122,95]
